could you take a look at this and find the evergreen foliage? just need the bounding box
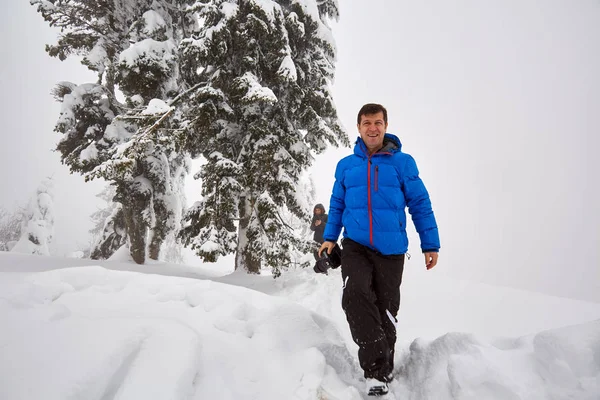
[32,0,347,273]
[178,0,348,274]
[11,179,55,256]
[32,0,191,264]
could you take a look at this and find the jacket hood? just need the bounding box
[313,203,325,213]
[354,133,402,157]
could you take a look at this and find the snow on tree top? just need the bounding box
[289,140,308,154]
[286,12,305,36]
[57,83,111,127]
[79,143,99,163]
[118,39,176,69]
[250,0,279,23]
[292,0,337,55]
[317,24,336,56]
[142,99,172,115]
[277,54,297,82]
[221,2,239,19]
[142,10,167,35]
[195,3,241,48]
[292,0,320,24]
[200,240,220,253]
[85,40,108,74]
[104,120,134,142]
[239,72,277,104]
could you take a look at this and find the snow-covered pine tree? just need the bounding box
[88,185,126,259]
[178,0,348,274]
[32,0,192,264]
[11,178,55,256]
[0,206,24,251]
[162,232,185,264]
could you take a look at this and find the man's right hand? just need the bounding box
[424,252,439,270]
[318,241,335,257]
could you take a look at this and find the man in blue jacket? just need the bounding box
[319,103,440,397]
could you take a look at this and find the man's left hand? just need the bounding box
[424,252,438,270]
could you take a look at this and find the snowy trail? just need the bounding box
[0,314,203,400]
[0,266,363,400]
[387,321,600,400]
[218,268,600,399]
[220,267,600,399]
[1,255,600,399]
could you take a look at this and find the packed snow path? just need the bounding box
[1,254,600,399]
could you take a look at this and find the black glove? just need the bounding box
[313,243,342,274]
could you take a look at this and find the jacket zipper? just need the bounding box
[363,145,391,247]
[375,165,379,192]
[367,157,373,246]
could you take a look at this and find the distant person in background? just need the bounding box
[319,103,440,397]
[310,204,328,260]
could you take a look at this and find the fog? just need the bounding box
[1,1,598,302]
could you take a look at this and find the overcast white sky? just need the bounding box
[1,1,599,302]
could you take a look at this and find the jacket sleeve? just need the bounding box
[401,155,440,251]
[309,217,317,231]
[323,163,346,242]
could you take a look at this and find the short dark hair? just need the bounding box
[357,103,388,125]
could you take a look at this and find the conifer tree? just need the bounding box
[0,206,24,251]
[32,0,193,264]
[11,179,55,256]
[33,0,347,272]
[178,0,348,274]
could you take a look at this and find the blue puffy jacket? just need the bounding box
[323,134,440,255]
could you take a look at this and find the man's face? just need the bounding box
[314,208,322,215]
[358,112,388,153]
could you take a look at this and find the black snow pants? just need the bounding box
[340,238,405,381]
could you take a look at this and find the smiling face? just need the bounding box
[358,111,388,154]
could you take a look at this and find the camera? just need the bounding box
[314,243,342,274]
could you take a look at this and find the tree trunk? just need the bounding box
[148,223,167,261]
[235,196,261,274]
[148,200,168,261]
[123,197,147,265]
[235,245,261,274]
[148,232,162,261]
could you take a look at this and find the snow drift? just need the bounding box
[1,253,599,400]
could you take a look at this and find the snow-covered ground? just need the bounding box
[1,251,599,400]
